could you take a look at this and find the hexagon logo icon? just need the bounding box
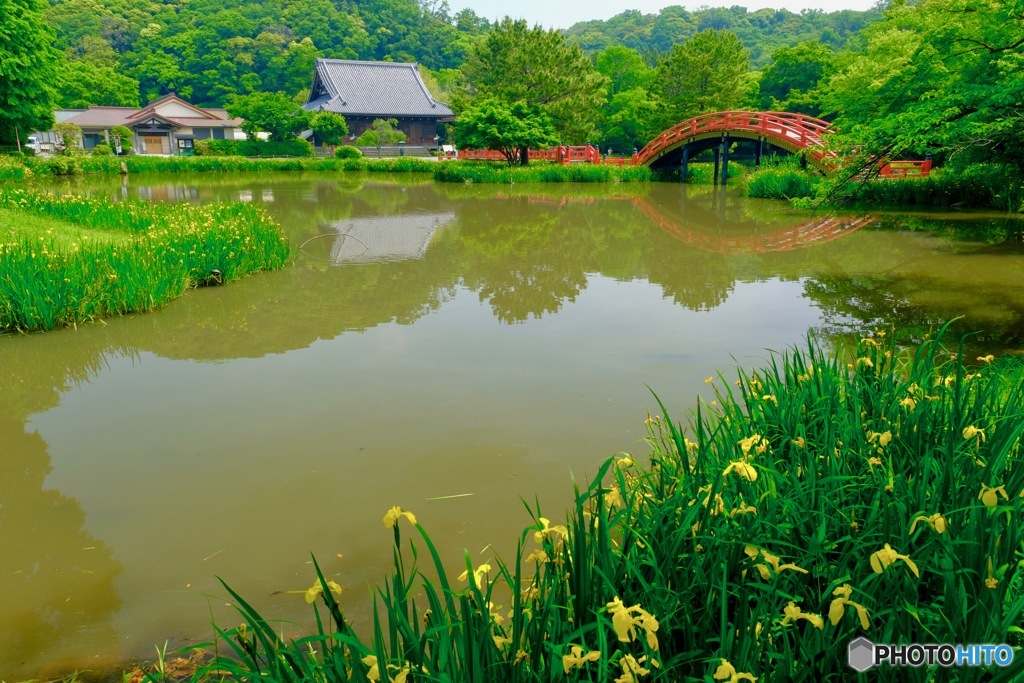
[848,637,875,672]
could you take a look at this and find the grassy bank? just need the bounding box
[0,188,289,331]
[745,162,1024,211]
[148,329,1024,682]
[4,155,438,178]
[433,160,651,183]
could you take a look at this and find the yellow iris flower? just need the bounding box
[562,645,601,673]
[963,426,987,442]
[714,659,758,683]
[781,602,824,629]
[723,460,758,482]
[304,579,342,604]
[827,584,870,629]
[979,484,1008,508]
[909,513,947,535]
[457,562,492,590]
[744,545,808,579]
[383,506,417,529]
[869,544,919,577]
[533,517,568,545]
[606,597,660,650]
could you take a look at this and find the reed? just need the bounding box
[163,327,1023,682]
[0,188,289,332]
[745,165,822,199]
[433,161,651,184]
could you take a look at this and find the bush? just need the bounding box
[193,138,314,158]
[45,155,80,176]
[0,157,33,181]
[334,145,362,159]
[92,144,113,156]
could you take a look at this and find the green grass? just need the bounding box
[745,165,822,199]
[433,160,651,184]
[0,188,289,332]
[12,155,438,177]
[145,327,1024,683]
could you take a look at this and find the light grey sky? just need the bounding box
[450,1,879,30]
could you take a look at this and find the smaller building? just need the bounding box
[303,59,454,147]
[49,94,243,155]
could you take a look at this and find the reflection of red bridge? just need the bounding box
[519,193,875,253]
[628,197,876,253]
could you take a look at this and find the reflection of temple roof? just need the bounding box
[328,212,454,264]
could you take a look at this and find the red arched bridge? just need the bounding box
[456,110,931,183]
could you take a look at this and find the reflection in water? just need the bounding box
[316,212,455,264]
[0,418,122,676]
[4,174,1024,677]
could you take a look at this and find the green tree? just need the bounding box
[758,41,834,115]
[453,99,558,166]
[310,110,349,146]
[597,88,664,154]
[226,91,312,141]
[594,45,651,97]
[656,29,749,126]
[462,18,607,143]
[0,0,61,145]
[354,118,407,154]
[57,60,140,108]
[53,121,82,152]
[821,0,1024,173]
[111,125,134,154]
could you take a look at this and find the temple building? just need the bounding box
[303,59,454,147]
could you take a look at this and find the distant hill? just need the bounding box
[44,0,491,107]
[565,5,883,66]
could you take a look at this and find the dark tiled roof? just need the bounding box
[305,59,454,119]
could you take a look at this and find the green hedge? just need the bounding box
[433,160,652,183]
[194,138,314,157]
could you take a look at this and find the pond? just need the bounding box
[2,174,1023,678]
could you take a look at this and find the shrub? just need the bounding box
[92,143,113,156]
[334,145,362,159]
[45,155,80,176]
[0,157,32,181]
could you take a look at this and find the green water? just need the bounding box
[2,174,1023,678]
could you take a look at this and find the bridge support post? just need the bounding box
[680,146,689,183]
[755,137,764,168]
[713,145,721,186]
[720,137,730,186]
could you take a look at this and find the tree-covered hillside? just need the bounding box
[44,0,491,108]
[566,5,883,66]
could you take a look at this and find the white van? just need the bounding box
[26,135,39,153]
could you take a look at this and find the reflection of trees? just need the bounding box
[0,418,122,677]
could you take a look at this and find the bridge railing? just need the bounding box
[634,110,835,168]
[451,145,610,165]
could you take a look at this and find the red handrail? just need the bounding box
[634,110,835,169]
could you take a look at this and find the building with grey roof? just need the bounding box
[47,94,242,155]
[303,59,454,147]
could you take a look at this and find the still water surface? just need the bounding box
[2,174,1023,677]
